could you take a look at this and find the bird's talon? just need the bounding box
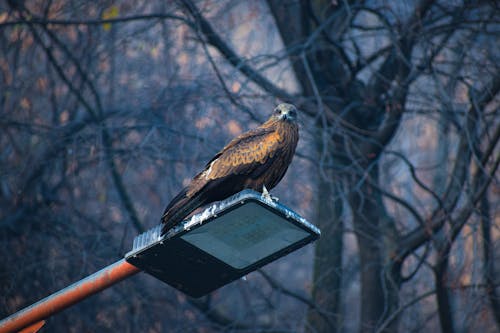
[261,185,278,202]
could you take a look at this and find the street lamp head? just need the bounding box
[126,190,320,297]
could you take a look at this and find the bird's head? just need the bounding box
[272,103,298,123]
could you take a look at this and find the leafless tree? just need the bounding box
[1,1,498,332]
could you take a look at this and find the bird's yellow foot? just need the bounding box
[261,185,279,202]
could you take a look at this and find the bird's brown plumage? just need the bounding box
[161,103,299,234]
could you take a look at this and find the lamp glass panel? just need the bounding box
[181,202,309,269]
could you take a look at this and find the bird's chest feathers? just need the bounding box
[254,125,295,161]
[260,131,284,154]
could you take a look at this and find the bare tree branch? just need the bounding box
[10,4,145,233]
[397,73,500,262]
[0,14,191,29]
[179,0,291,100]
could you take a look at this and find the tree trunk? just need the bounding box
[349,165,400,333]
[306,147,343,333]
[435,246,456,333]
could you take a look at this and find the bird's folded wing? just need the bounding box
[203,127,281,180]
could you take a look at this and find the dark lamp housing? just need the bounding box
[126,190,320,297]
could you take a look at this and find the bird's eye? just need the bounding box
[274,108,281,115]
[289,109,297,117]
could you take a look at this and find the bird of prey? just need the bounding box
[161,103,299,235]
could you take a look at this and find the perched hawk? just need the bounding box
[161,103,299,235]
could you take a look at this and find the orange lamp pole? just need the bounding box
[0,259,140,333]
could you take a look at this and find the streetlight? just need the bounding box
[0,190,320,332]
[127,189,320,297]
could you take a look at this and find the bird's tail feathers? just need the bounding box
[161,188,204,235]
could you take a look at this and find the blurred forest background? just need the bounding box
[0,1,499,332]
